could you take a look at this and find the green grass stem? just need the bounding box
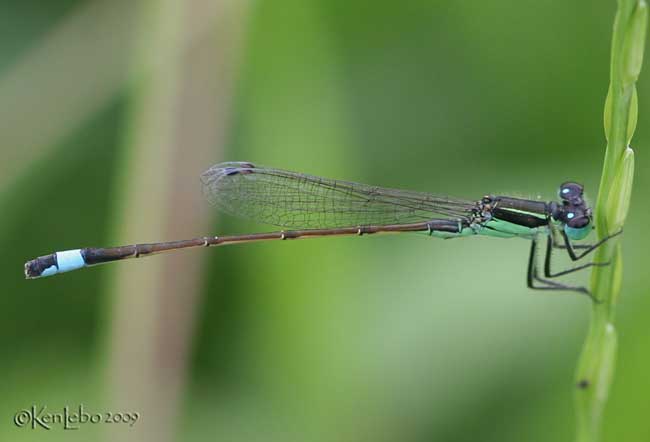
[574,1,646,441]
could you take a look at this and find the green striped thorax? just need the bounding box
[551,182,592,240]
[462,181,593,241]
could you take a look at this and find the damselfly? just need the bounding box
[24,162,620,297]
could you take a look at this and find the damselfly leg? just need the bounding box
[526,229,622,300]
[542,228,620,277]
[543,235,608,278]
[526,237,594,299]
[557,229,623,261]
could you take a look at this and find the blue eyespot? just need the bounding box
[562,188,570,194]
[567,212,575,219]
[564,224,590,240]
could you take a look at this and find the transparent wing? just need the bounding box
[200,162,476,229]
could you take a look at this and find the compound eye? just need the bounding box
[559,182,584,201]
[564,214,591,240]
[567,214,590,229]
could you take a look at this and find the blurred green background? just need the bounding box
[1,1,648,441]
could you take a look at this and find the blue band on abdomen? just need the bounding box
[55,249,86,274]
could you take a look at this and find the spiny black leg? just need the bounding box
[526,237,597,301]
[531,268,597,302]
[552,227,616,250]
[526,239,570,290]
[526,238,537,290]
[552,228,589,249]
[544,235,609,278]
[562,229,623,261]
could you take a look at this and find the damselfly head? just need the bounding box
[553,182,592,240]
